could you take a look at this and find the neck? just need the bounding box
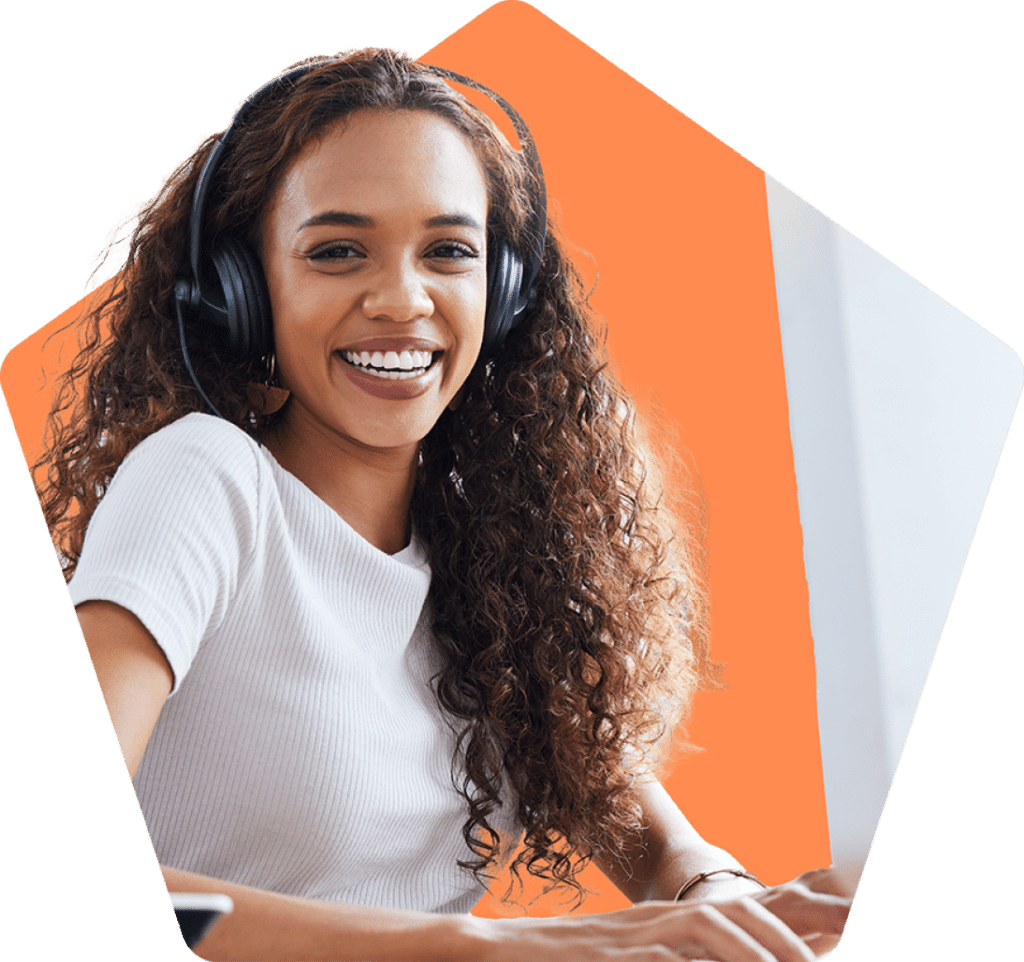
[262,412,419,556]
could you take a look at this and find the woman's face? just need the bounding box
[261,109,489,455]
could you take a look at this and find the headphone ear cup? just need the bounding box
[198,237,273,362]
[483,240,525,360]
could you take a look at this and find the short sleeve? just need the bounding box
[69,414,261,694]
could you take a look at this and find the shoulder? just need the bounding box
[93,412,266,555]
[119,412,262,484]
[107,412,266,520]
[72,415,268,691]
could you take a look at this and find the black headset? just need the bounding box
[174,59,548,419]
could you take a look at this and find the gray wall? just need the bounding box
[765,177,1022,870]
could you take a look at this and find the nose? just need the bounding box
[361,258,434,323]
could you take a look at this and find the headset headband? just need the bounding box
[186,59,547,305]
[176,56,548,423]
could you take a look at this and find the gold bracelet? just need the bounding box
[674,868,767,901]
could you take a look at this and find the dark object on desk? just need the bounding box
[171,892,234,949]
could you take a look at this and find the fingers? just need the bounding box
[713,899,816,962]
[650,901,812,962]
[508,897,829,962]
[760,891,849,936]
[792,867,853,898]
[802,933,844,957]
[753,871,851,938]
[666,905,776,962]
[602,947,700,962]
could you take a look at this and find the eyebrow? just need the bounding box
[423,213,485,231]
[297,211,485,232]
[298,211,373,230]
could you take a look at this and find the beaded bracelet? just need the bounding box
[674,868,768,901]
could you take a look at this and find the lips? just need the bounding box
[332,340,444,401]
[337,337,443,354]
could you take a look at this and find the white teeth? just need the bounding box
[341,348,437,378]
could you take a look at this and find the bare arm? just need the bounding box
[161,864,488,962]
[595,780,850,955]
[594,780,761,903]
[76,600,488,960]
[76,600,174,778]
[76,601,837,961]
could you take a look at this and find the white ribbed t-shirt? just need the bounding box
[70,412,518,913]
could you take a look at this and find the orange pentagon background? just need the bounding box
[423,2,829,915]
[0,0,829,918]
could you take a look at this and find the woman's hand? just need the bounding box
[689,868,851,957]
[164,865,820,962]
[747,868,852,957]
[483,893,831,962]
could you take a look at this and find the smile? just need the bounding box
[340,349,438,380]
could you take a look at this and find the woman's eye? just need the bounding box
[308,243,364,262]
[426,241,478,260]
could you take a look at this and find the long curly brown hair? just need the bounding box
[36,50,714,903]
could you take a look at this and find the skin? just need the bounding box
[259,109,490,555]
[76,110,850,960]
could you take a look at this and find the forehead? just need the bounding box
[269,109,489,225]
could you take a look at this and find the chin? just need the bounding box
[346,415,444,452]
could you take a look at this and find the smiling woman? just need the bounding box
[34,50,849,961]
[261,110,490,539]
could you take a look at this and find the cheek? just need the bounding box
[267,277,337,371]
